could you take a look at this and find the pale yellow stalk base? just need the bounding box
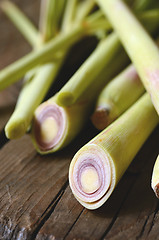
[69,93,158,209]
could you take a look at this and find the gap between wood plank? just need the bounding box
[100,179,136,240]
[31,180,69,240]
[63,208,85,240]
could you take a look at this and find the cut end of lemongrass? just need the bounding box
[5,118,27,139]
[91,106,110,130]
[56,92,75,107]
[69,144,115,209]
[151,155,159,199]
[153,184,159,199]
[32,102,67,153]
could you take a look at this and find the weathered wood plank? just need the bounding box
[36,186,84,240]
[0,135,73,240]
[36,172,136,240]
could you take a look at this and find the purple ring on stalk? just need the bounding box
[69,144,112,204]
[33,103,66,152]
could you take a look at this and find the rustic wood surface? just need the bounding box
[0,1,159,239]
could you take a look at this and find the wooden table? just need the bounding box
[0,1,159,239]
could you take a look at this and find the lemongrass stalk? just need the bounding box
[0,0,39,47]
[0,23,87,91]
[91,64,145,130]
[0,10,107,91]
[76,0,95,22]
[69,93,158,210]
[5,60,64,139]
[57,6,159,107]
[86,10,112,34]
[56,32,121,107]
[5,0,75,138]
[139,9,159,33]
[31,47,128,154]
[1,0,42,87]
[5,1,102,139]
[39,0,57,41]
[88,8,159,36]
[133,0,159,11]
[85,10,104,23]
[96,0,159,115]
[133,0,149,10]
[56,0,66,20]
[61,0,78,32]
[140,9,159,21]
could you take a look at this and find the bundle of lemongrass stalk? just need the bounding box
[1,0,159,210]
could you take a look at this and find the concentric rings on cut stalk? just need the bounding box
[69,144,112,203]
[33,103,66,151]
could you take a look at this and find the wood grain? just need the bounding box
[0,135,71,239]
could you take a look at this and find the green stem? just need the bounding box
[57,6,159,107]
[133,0,159,11]
[0,23,86,91]
[91,64,145,130]
[0,9,108,91]
[39,0,58,41]
[69,93,158,209]
[5,59,64,139]
[57,0,66,17]
[5,0,77,139]
[61,0,78,32]
[31,46,128,154]
[76,0,95,22]
[96,0,159,115]
[0,0,39,47]
[5,0,100,139]
[139,9,159,33]
[56,33,122,107]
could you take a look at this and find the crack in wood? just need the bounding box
[147,200,159,236]
[136,215,150,240]
[1,180,69,240]
[63,208,85,240]
[31,180,69,240]
[100,180,136,240]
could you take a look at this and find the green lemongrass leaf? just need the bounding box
[133,0,159,11]
[57,33,121,107]
[76,0,96,22]
[0,8,108,91]
[0,24,86,91]
[61,0,78,32]
[39,0,58,41]
[1,0,39,47]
